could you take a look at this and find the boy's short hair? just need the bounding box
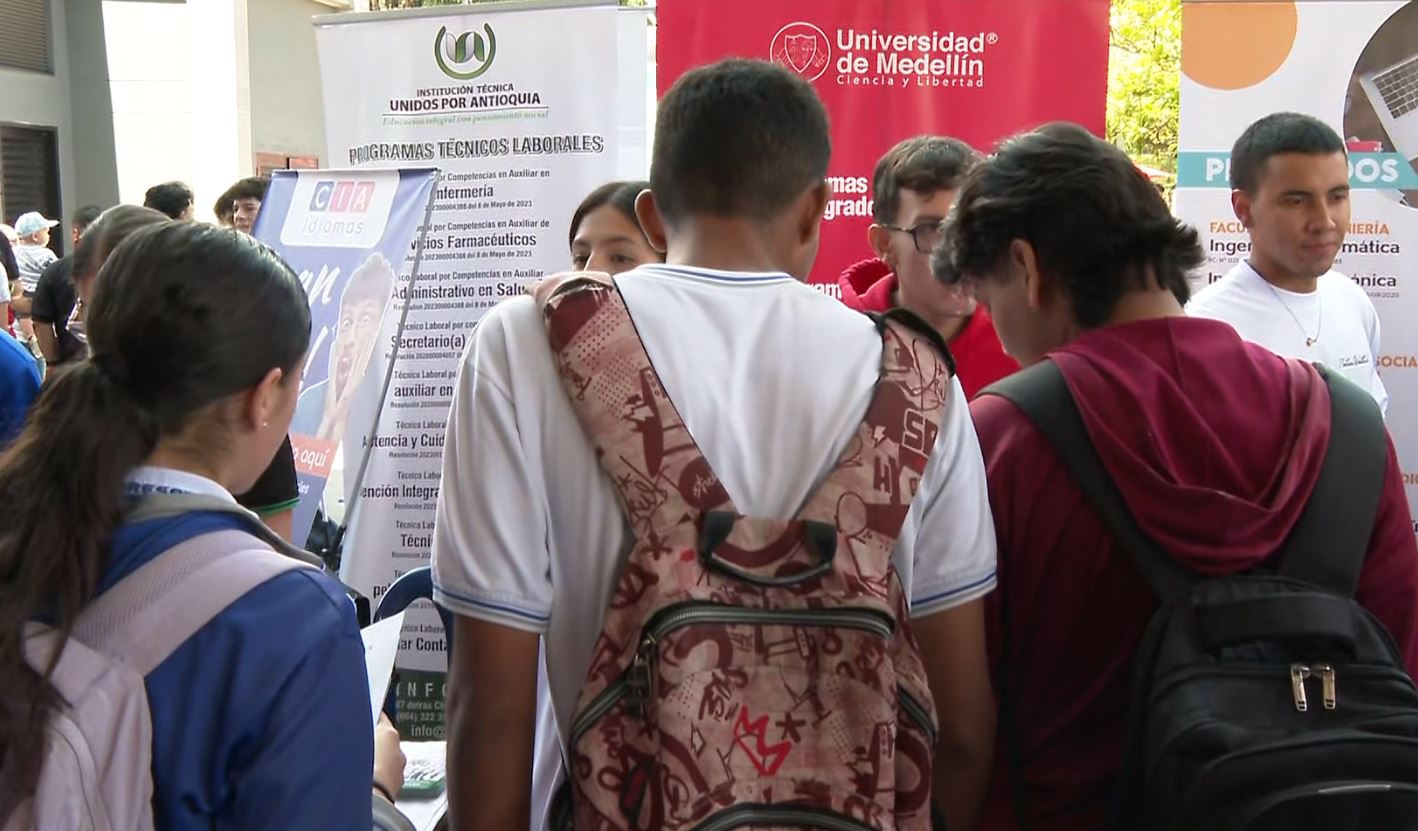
[943,122,1203,328]
[143,182,195,220]
[650,59,831,223]
[872,136,980,225]
[227,177,269,203]
[73,205,105,233]
[1230,113,1345,193]
[213,189,235,224]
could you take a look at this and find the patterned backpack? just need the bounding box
[540,273,953,831]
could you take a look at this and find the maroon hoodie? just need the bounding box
[838,258,1018,398]
[970,316,1418,831]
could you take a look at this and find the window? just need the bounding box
[255,152,322,178]
[0,0,53,74]
[1,125,63,254]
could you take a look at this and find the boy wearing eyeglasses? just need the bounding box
[840,135,1018,398]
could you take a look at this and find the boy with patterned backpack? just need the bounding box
[433,58,999,830]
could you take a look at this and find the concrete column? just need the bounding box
[63,0,120,211]
[188,0,252,219]
[103,0,192,207]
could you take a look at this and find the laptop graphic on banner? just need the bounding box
[1361,50,1418,166]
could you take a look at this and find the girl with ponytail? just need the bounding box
[0,221,379,827]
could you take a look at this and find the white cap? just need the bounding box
[14,212,59,238]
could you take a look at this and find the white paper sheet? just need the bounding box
[361,612,405,729]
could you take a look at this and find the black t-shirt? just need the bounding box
[31,255,82,364]
[236,434,300,515]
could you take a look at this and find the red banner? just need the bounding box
[656,0,1110,288]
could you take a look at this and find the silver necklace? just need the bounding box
[1263,280,1322,347]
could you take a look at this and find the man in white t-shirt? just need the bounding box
[432,59,998,830]
[1188,112,1387,414]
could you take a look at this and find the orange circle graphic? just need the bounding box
[1182,1,1299,90]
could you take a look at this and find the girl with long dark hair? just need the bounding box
[0,221,379,827]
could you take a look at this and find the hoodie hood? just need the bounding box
[1052,316,1330,573]
[838,258,897,314]
[838,256,1019,397]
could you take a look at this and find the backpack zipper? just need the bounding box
[1147,663,1416,712]
[1141,707,1418,805]
[1289,663,1339,712]
[1231,779,1418,828]
[640,601,895,643]
[1290,664,1312,712]
[898,686,938,748]
[1165,733,1418,830]
[689,803,880,831]
[1138,663,1418,793]
[569,602,895,746]
[570,677,631,749]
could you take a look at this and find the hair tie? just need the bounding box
[91,353,133,387]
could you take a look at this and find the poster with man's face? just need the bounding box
[293,252,397,443]
[252,168,438,545]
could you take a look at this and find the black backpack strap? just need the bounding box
[982,360,1198,600]
[979,359,1199,831]
[1275,365,1387,596]
[870,306,958,378]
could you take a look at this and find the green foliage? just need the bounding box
[1108,0,1181,176]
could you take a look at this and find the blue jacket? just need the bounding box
[0,330,39,444]
[98,511,374,829]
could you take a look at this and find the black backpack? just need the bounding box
[987,360,1418,831]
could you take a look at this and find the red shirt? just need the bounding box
[970,317,1418,831]
[837,258,1018,398]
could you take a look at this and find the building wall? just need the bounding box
[103,0,249,217]
[63,0,121,214]
[1,0,119,238]
[248,0,329,166]
[102,0,339,220]
[103,0,192,208]
[185,0,252,220]
[5,0,339,232]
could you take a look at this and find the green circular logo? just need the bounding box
[435,24,497,81]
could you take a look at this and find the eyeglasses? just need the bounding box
[880,222,945,254]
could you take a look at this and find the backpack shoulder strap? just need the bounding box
[796,309,955,549]
[125,491,326,569]
[73,528,315,675]
[981,360,1197,600]
[1275,364,1387,596]
[540,272,735,537]
[879,307,957,378]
